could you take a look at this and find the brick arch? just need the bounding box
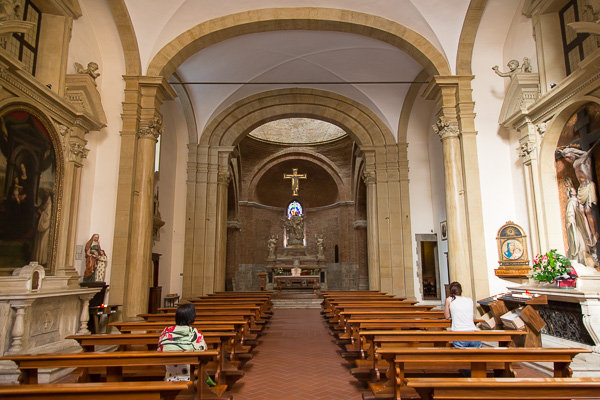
[246,149,348,203]
[200,88,395,147]
[147,8,450,78]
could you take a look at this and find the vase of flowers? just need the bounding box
[531,249,577,287]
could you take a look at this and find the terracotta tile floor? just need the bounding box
[226,308,368,400]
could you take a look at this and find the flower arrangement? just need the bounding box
[531,249,573,283]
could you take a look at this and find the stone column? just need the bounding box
[77,293,95,335]
[363,168,380,290]
[53,124,89,284]
[123,118,162,320]
[7,301,32,354]
[518,121,545,256]
[214,167,231,292]
[433,118,472,297]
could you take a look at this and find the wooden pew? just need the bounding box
[66,331,242,385]
[371,347,591,400]
[323,297,409,315]
[189,299,273,316]
[353,330,528,382]
[406,377,600,400]
[0,381,191,400]
[335,311,446,338]
[140,310,266,332]
[1,350,220,397]
[327,304,435,324]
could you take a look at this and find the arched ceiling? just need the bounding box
[122,1,473,142]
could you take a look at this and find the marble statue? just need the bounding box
[291,259,301,276]
[315,234,325,259]
[267,234,278,259]
[282,213,305,246]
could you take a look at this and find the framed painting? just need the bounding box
[495,221,530,277]
[0,109,58,274]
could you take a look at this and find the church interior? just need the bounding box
[2,0,600,398]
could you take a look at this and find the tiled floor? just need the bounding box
[227,308,367,400]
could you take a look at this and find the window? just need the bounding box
[287,200,303,218]
[6,0,41,76]
[559,0,598,75]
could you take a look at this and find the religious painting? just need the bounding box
[495,221,530,277]
[0,110,58,273]
[555,103,600,268]
[440,221,447,241]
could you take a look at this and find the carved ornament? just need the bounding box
[361,169,376,184]
[432,117,460,140]
[69,141,89,164]
[217,171,231,185]
[518,142,536,159]
[138,118,163,139]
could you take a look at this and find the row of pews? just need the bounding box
[321,290,600,400]
[0,291,272,399]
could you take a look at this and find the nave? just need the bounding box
[4,290,600,400]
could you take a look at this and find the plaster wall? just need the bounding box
[152,99,188,298]
[407,91,438,300]
[427,115,448,297]
[70,0,127,293]
[471,0,534,296]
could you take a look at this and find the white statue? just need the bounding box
[492,58,532,79]
[291,259,301,276]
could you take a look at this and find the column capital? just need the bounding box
[432,117,460,140]
[362,168,376,185]
[137,117,163,140]
[217,170,231,186]
[69,141,89,165]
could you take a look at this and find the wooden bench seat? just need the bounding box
[0,381,191,400]
[406,377,600,400]
[1,350,220,397]
[350,330,528,382]
[65,331,246,385]
[335,311,446,338]
[370,347,591,400]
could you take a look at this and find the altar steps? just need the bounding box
[272,297,323,309]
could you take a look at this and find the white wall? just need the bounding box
[407,90,440,300]
[153,98,189,298]
[471,0,536,296]
[70,0,127,290]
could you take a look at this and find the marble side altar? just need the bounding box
[0,262,100,383]
[509,274,600,377]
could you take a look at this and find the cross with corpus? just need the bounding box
[283,168,307,196]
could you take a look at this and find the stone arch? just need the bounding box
[200,88,395,148]
[456,0,487,75]
[107,0,142,75]
[147,8,450,78]
[539,96,600,251]
[246,149,348,203]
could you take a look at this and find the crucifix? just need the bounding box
[283,168,307,196]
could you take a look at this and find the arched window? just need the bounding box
[287,200,303,218]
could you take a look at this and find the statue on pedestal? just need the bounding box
[315,234,325,259]
[291,259,301,276]
[267,234,278,259]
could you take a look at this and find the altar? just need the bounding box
[274,276,319,295]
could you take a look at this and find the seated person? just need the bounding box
[444,281,481,348]
[158,303,207,381]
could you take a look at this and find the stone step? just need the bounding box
[272,299,323,309]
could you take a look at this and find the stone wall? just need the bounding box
[326,263,359,290]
